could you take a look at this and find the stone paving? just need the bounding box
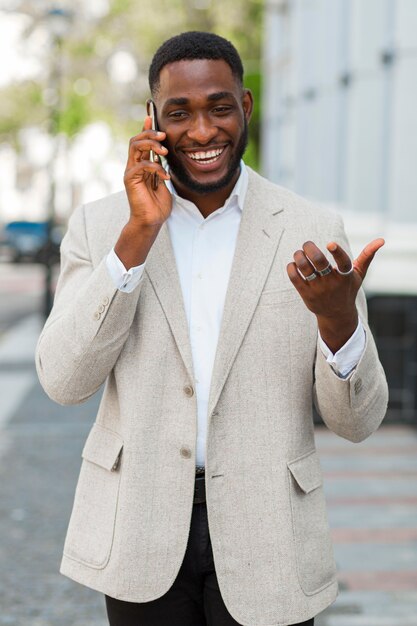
[0,315,416,625]
[316,427,417,625]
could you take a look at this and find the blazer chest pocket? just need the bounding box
[63,423,123,569]
[258,287,301,307]
[287,450,337,595]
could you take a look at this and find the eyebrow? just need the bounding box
[163,91,236,109]
[164,97,189,107]
[207,91,235,102]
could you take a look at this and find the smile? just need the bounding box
[185,147,225,164]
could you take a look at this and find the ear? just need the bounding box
[242,88,254,123]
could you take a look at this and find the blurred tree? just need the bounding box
[0,0,263,168]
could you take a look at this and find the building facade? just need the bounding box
[261,0,417,421]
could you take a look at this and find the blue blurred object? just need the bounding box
[1,221,62,263]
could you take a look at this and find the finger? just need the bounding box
[293,249,317,280]
[353,238,385,278]
[142,115,152,132]
[287,262,309,294]
[132,130,166,144]
[127,119,166,163]
[302,241,331,273]
[130,140,168,160]
[124,161,170,183]
[127,137,167,169]
[141,116,166,136]
[326,242,353,274]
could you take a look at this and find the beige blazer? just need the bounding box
[36,168,388,626]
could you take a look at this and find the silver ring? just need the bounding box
[317,265,332,277]
[336,265,354,276]
[305,272,317,282]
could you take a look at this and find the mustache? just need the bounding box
[179,143,227,151]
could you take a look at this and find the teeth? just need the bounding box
[188,147,224,161]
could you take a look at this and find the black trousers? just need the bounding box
[105,501,315,626]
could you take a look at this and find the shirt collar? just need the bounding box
[165,160,248,215]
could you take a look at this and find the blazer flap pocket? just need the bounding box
[287,450,323,494]
[82,423,123,472]
[259,287,301,306]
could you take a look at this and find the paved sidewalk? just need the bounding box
[316,426,417,625]
[0,315,106,626]
[0,316,416,625]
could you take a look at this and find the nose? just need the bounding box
[187,113,218,145]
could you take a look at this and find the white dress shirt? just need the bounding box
[106,163,365,465]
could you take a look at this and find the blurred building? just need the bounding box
[261,0,417,422]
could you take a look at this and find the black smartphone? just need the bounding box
[146,99,160,190]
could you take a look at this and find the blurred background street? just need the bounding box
[0,264,45,335]
[1,0,417,624]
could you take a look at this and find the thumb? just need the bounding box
[353,238,385,279]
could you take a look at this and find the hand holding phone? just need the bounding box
[117,109,172,267]
[122,104,171,242]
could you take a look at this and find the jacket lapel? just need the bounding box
[207,169,285,417]
[144,168,286,406]
[145,223,195,382]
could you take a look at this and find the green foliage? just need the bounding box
[0,0,264,170]
[243,138,258,171]
[109,0,134,16]
[58,91,92,138]
[0,81,47,146]
[71,40,96,57]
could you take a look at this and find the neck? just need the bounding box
[171,168,241,219]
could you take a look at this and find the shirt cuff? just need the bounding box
[318,320,366,378]
[106,248,145,293]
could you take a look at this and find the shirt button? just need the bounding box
[180,446,192,459]
[183,385,194,397]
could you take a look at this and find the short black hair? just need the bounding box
[148,31,244,95]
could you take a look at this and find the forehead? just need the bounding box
[157,59,240,103]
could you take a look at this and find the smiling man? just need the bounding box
[36,32,388,626]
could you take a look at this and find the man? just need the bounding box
[36,31,388,626]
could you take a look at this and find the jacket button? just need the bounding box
[93,311,101,321]
[180,446,192,459]
[98,304,105,313]
[183,385,194,397]
[102,296,110,306]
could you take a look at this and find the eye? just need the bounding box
[212,106,233,114]
[168,110,188,119]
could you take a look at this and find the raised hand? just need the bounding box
[123,115,172,228]
[286,238,385,352]
[115,116,173,269]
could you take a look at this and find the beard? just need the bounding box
[164,120,249,195]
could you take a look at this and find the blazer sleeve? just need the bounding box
[35,204,143,405]
[313,213,389,442]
